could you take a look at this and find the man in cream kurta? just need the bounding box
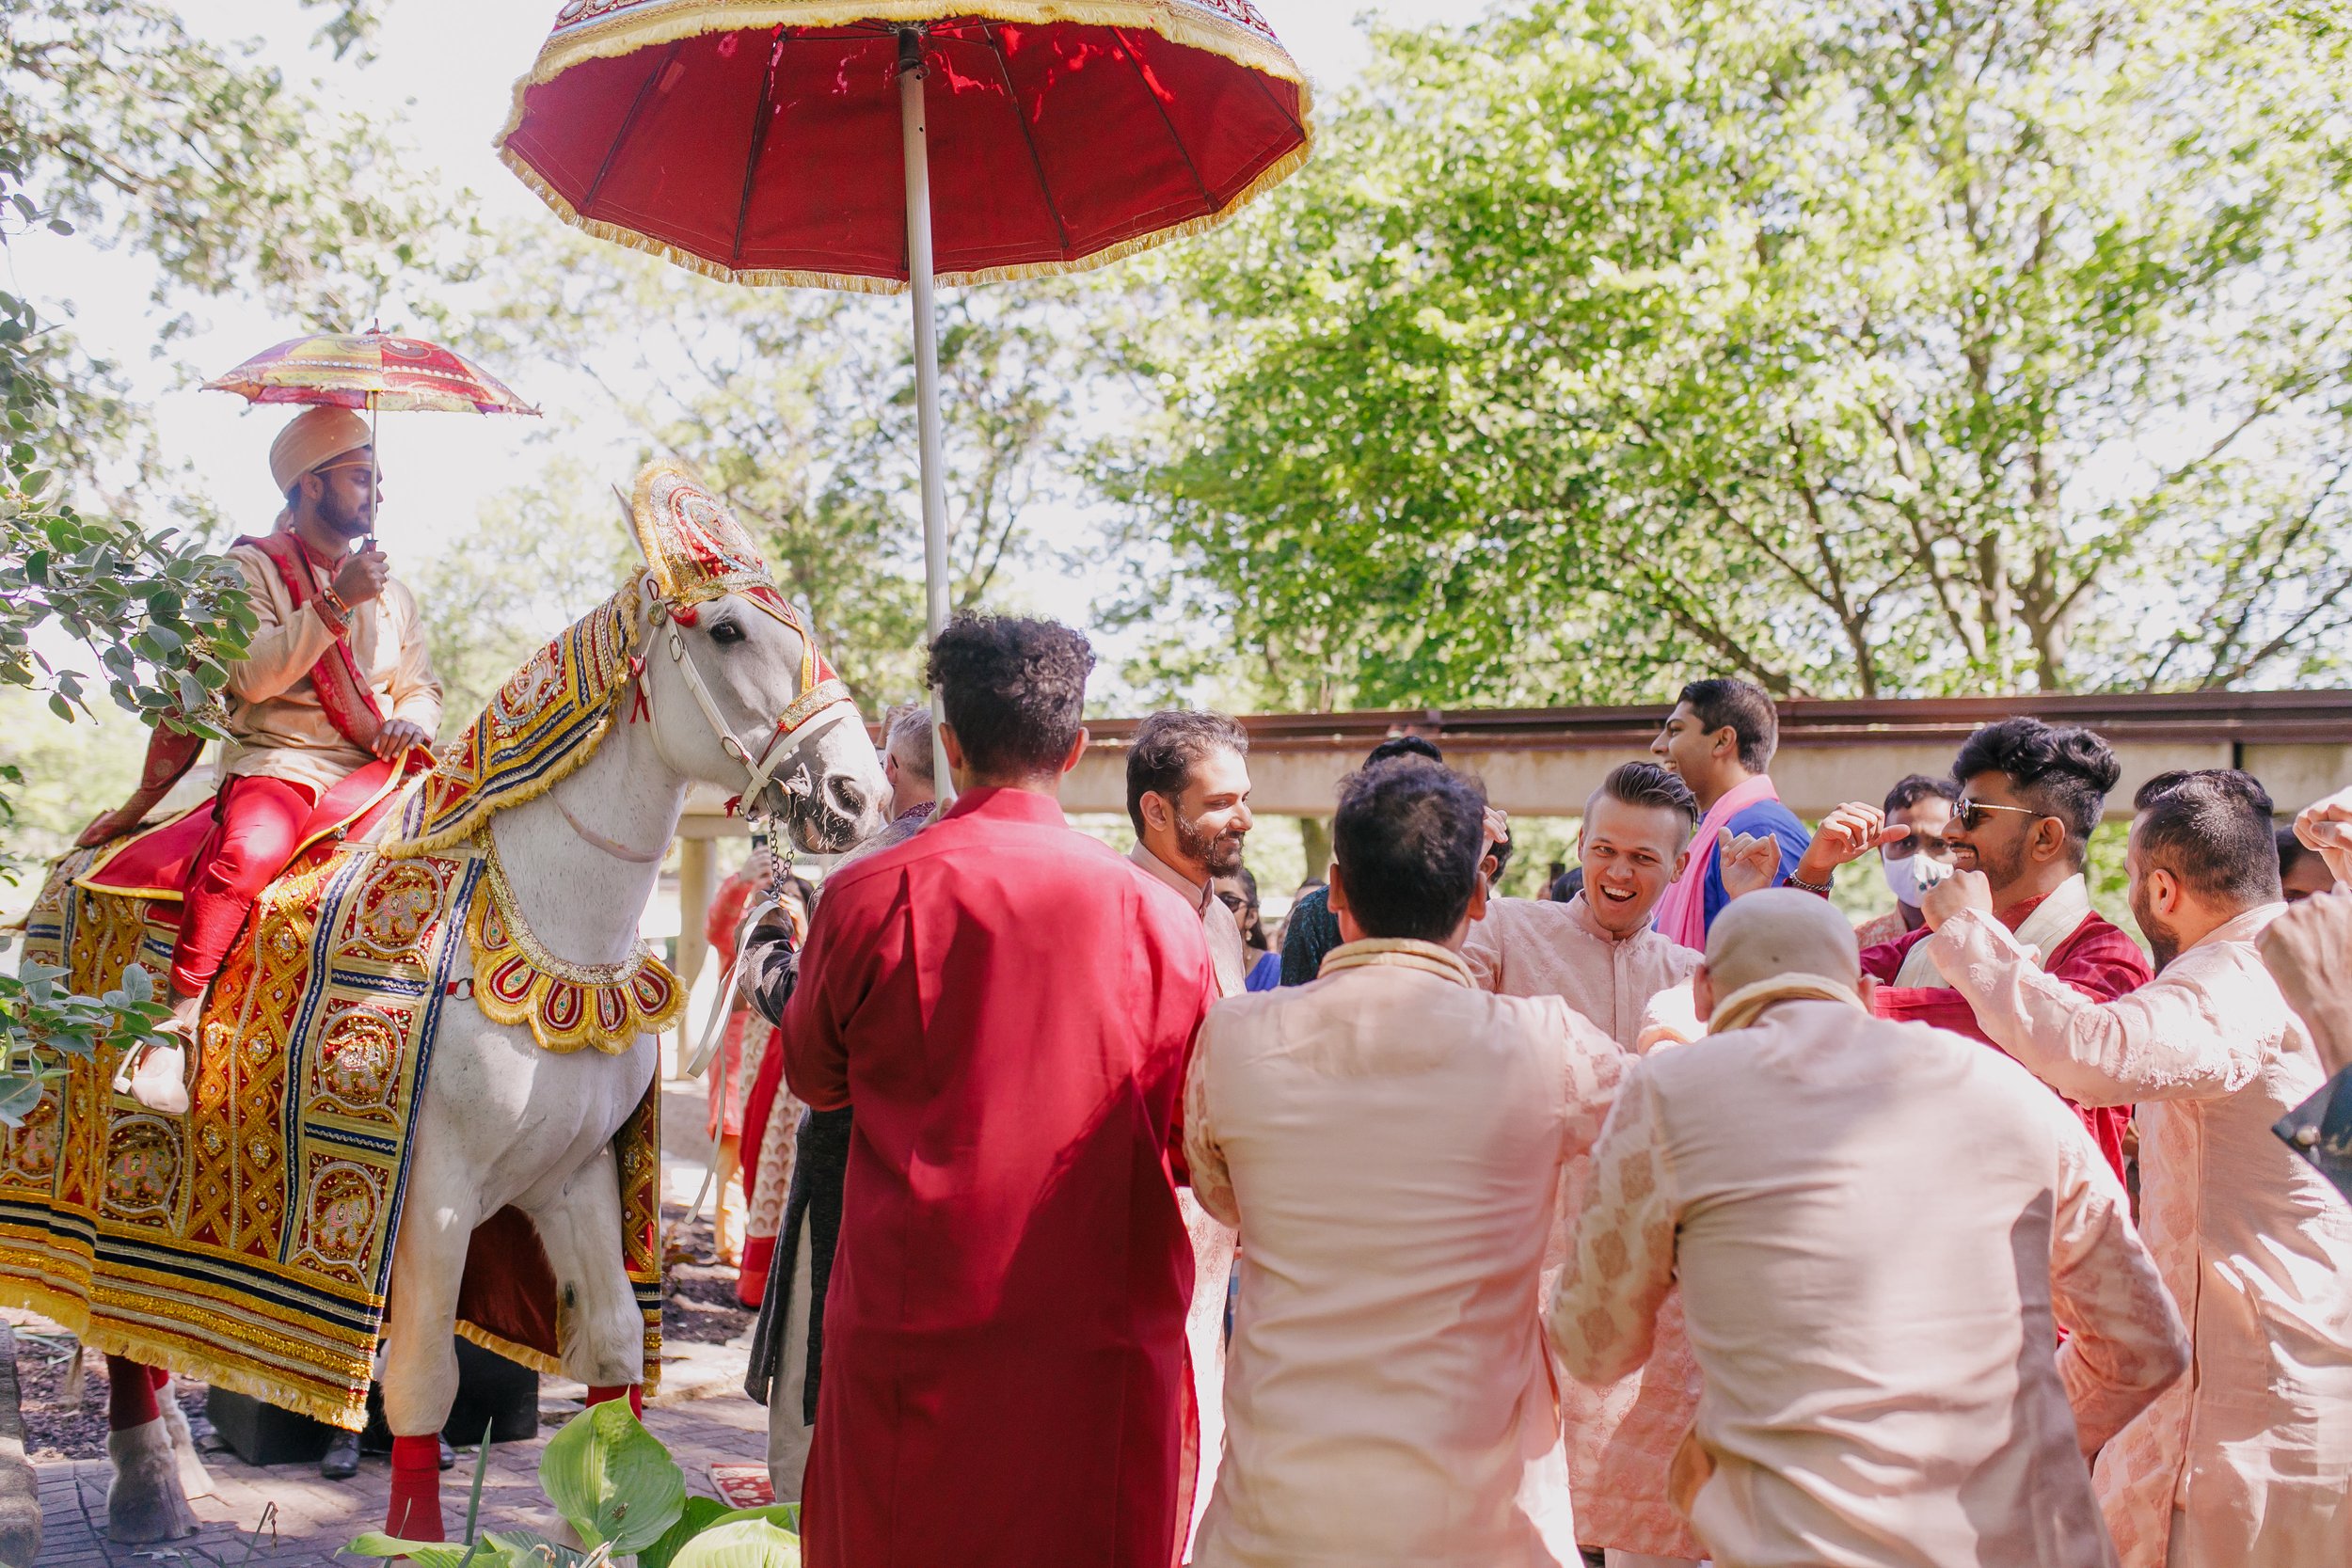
[1125,708,1254,1545]
[1553,892,2188,1568]
[1185,756,1603,1567]
[1921,769,2352,1567]
[1464,762,1704,1567]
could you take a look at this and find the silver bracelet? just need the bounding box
[1785,870,1834,895]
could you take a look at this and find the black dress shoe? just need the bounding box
[320,1430,360,1481]
[439,1434,456,1471]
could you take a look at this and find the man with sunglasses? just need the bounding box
[103,407,441,1113]
[1775,718,2150,1179]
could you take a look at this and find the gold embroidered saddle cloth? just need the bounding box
[3,834,666,1428]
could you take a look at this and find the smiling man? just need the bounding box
[1780,717,2150,1178]
[1463,761,1708,1568]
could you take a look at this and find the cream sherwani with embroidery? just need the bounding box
[218,540,440,792]
[1184,938,1619,1567]
[1129,841,1248,1550]
[1930,903,2352,1568]
[1551,998,2188,1568]
[1465,896,1705,1560]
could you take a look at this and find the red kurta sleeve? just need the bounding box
[778,866,889,1112]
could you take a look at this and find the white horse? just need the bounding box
[104,569,886,1542]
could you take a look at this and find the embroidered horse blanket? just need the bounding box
[3,833,664,1427]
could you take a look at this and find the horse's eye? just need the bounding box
[708,619,746,646]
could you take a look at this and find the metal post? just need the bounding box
[899,28,955,800]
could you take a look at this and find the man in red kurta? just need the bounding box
[778,614,1217,1568]
[1779,717,2149,1178]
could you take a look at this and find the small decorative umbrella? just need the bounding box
[205,327,542,538]
[494,0,1313,780]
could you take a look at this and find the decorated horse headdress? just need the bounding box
[386,460,850,857]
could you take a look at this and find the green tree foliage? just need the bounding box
[1,1,478,1108]
[1098,0,2352,708]
[479,233,1089,708]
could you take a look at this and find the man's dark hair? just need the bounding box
[1883,773,1961,816]
[1125,710,1248,834]
[1951,718,2122,865]
[1332,759,1488,942]
[925,615,1094,780]
[1593,760,1701,831]
[2134,769,2282,906]
[1677,679,1778,773]
[1366,735,1442,767]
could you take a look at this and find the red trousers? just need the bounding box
[169,774,316,996]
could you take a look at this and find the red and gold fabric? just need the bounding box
[2,837,664,1426]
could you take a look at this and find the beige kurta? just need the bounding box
[1129,840,1247,1552]
[1551,999,2189,1568]
[217,538,441,792]
[1184,939,1618,1567]
[1466,895,1705,1559]
[1930,903,2352,1568]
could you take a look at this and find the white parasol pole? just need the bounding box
[899,28,955,801]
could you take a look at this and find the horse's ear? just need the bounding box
[616,484,649,564]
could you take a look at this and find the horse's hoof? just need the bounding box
[105,1418,198,1543]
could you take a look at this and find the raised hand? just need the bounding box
[1719,829,1784,900]
[1920,867,1995,930]
[1790,800,1911,890]
[333,546,392,609]
[2296,786,2352,885]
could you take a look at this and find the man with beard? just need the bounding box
[1464,761,1708,1568]
[1918,771,2352,1567]
[91,406,440,1114]
[1129,709,1256,996]
[1772,718,2148,1178]
[1126,707,1253,1553]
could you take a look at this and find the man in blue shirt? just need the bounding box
[1648,677,1812,941]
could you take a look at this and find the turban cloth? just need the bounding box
[268,406,372,493]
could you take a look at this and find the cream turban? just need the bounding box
[268,406,372,494]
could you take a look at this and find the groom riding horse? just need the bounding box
[83,406,442,1113]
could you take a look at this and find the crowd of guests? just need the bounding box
[719,617,2352,1568]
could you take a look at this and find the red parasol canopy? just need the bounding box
[494,0,1313,291]
[203,328,540,415]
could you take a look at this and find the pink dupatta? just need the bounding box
[1653,771,1783,949]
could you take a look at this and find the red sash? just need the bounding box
[240,529,385,752]
[80,530,383,847]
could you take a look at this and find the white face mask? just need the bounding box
[1882,849,1952,909]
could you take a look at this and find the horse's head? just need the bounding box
[636,579,888,854]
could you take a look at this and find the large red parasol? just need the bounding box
[496,0,1312,784]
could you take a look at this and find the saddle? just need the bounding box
[74,757,419,917]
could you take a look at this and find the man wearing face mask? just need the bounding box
[1853,775,1961,949]
[1774,719,2151,1180]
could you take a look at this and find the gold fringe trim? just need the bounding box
[454,1320,567,1378]
[491,0,1316,295]
[381,702,626,861]
[0,1277,372,1431]
[468,839,690,1055]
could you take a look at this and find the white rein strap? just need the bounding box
[658,612,860,808]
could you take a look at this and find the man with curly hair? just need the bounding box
[773,614,1219,1568]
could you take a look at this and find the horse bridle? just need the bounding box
[644,580,864,819]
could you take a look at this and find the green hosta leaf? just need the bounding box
[708,1504,800,1533]
[667,1520,802,1568]
[537,1400,686,1553]
[640,1495,731,1568]
[481,1528,592,1568]
[343,1532,486,1568]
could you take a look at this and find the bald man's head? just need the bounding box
[1702,889,1862,998]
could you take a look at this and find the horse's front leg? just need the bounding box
[380,1148,481,1541]
[524,1141,645,1409]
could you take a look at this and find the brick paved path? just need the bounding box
[37,1394,769,1567]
